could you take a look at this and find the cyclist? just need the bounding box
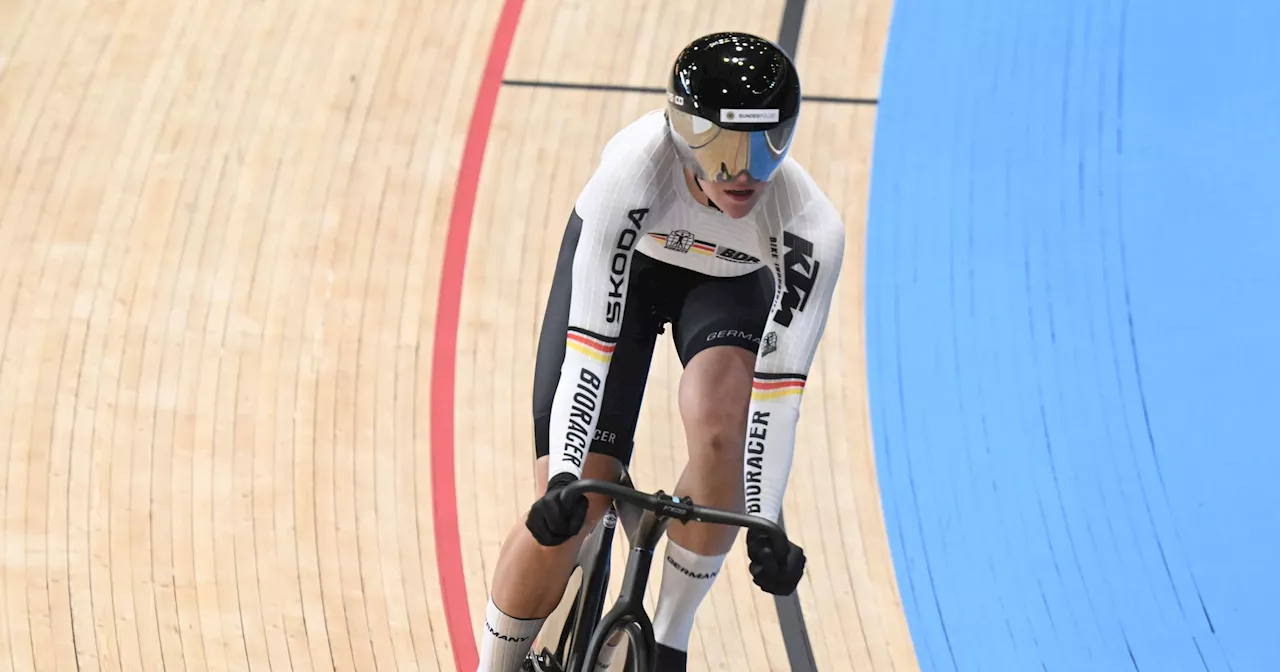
[478,32,846,671]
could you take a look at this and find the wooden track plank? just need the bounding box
[317,51,372,672]
[203,13,284,669]
[354,5,424,669]
[30,21,112,670]
[208,3,311,670]
[403,0,496,662]
[0,0,89,204]
[190,5,300,668]
[255,155,310,672]
[264,0,339,668]
[15,3,136,669]
[343,123,387,672]
[215,100,277,672]
[293,2,419,668]
[107,1,208,669]
[228,2,312,666]
[798,0,893,100]
[443,4,514,663]
[0,0,40,92]
[359,76,410,672]
[164,2,262,668]
[138,15,229,658]
[377,4,467,670]
[326,4,408,669]
[507,0,784,87]
[0,275,17,669]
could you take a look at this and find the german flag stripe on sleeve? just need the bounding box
[566,328,616,363]
[751,374,806,401]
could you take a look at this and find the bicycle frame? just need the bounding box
[576,503,673,671]
[546,502,668,672]
[558,505,619,671]
[533,479,790,672]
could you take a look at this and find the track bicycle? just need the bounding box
[522,472,794,672]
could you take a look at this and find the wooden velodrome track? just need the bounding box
[0,0,913,670]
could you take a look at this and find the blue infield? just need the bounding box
[864,1,1280,670]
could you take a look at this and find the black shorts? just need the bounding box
[533,209,776,466]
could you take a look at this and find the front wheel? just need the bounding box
[593,627,639,672]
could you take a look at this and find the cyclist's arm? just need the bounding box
[745,205,846,523]
[545,172,651,483]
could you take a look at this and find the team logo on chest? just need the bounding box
[648,230,715,257]
[648,231,760,264]
[664,229,696,253]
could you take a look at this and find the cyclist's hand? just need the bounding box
[746,528,806,596]
[525,472,589,546]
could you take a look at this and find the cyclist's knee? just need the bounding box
[528,452,623,541]
[532,452,622,494]
[580,453,625,526]
[679,346,754,459]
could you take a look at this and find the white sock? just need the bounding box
[651,540,727,652]
[477,598,545,672]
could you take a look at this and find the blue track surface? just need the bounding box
[865,1,1280,670]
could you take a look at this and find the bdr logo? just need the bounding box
[715,246,760,264]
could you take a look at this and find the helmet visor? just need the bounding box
[668,108,797,183]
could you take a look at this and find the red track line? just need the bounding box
[430,0,525,669]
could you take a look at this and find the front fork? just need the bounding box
[581,546,657,671]
[580,498,680,671]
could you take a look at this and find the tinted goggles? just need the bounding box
[667,108,797,183]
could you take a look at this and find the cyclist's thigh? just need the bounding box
[670,265,776,366]
[532,212,662,468]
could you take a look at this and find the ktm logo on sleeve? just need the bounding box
[772,231,820,327]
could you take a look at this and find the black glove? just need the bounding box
[525,472,589,546]
[746,528,806,595]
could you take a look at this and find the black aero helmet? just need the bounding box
[666,32,801,183]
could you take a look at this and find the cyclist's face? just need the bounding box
[702,172,764,219]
